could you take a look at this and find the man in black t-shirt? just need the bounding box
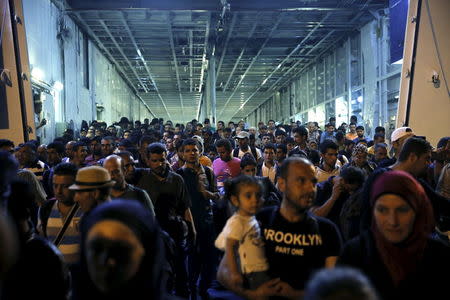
[217,157,342,299]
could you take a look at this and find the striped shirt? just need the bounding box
[45,202,82,265]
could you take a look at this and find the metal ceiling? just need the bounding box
[61,0,387,124]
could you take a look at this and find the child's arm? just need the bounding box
[225,237,243,288]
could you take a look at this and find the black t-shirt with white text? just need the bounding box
[257,206,342,290]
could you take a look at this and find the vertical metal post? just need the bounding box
[346,38,352,123]
[208,54,216,124]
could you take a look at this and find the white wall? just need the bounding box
[397,0,450,146]
[23,0,150,144]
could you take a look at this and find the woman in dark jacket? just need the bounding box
[338,170,450,299]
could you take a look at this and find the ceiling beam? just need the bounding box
[167,13,185,121]
[69,12,156,118]
[216,13,237,80]
[218,13,283,119]
[119,12,170,117]
[98,19,149,92]
[198,12,211,93]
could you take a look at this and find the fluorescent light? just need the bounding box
[31,67,44,81]
[53,81,64,91]
[392,58,403,65]
[357,96,363,103]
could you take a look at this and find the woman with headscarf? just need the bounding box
[337,170,450,299]
[72,200,168,300]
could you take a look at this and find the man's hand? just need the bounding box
[331,176,344,200]
[229,271,244,289]
[40,118,47,126]
[246,278,281,300]
[274,281,303,300]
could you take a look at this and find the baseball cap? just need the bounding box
[391,127,414,142]
[236,131,250,139]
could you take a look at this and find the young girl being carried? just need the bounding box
[215,175,270,291]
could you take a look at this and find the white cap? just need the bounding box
[391,127,414,142]
[236,131,250,139]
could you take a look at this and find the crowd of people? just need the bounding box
[0,115,449,300]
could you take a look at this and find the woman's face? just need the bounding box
[374,194,416,244]
[86,220,145,293]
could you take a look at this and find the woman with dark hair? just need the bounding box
[338,170,450,299]
[72,200,168,300]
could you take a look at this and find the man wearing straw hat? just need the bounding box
[69,166,115,215]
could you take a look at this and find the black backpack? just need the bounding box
[233,146,258,160]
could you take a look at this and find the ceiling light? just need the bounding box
[31,67,44,81]
[53,81,64,91]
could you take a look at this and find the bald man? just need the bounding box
[103,155,155,216]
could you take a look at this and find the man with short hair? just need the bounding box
[84,136,103,166]
[69,142,88,168]
[352,126,366,144]
[316,140,340,183]
[276,143,288,166]
[217,157,342,298]
[377,126,415,168]
[289,126,309,157]
[213,139,241,195]
[176,139,219,298]
[46,142,65,167]
[372,143,389,165]
[103,155,155,215]
[345,123,358,141]
[367,133,385,156]
[15,142,49,182]
[257,143,279,184]
[320,123,337,144]
[38,163,82,266]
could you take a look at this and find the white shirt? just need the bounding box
[262,162,277,184]
[215,214,269,274]
[316,165,340,183]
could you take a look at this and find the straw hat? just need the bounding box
[69,166,115,190]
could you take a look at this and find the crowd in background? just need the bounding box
[0,114,449,300]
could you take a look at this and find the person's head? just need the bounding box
[261,134,272,146]
[53,163,78,206]
[308,140,318,151]
[390,127,414,155]
[182,139,200,164]
[236,131,250,149]
[276,143,287,162]
[146,143,167,175]
[0,139,14,153]
[79,200,164,298]
[349,122,356,133]
[217,121,224,130]
[240,153,257,176]
[224,175,263,216]
[304,267,379,300]
[374,143,388,162]
[340,166,365,193]
[275,129,286,144]
[34,101,43,114]
[325,123,335,134]
[69,166,115,213]
[356,126,364,138]
[292,126,308,146]
[350,115,357,124]
[101,136,116,157]
[352,144,368,167]
[398,137,432,177]
[335,131,345,145]
[278,157,317,213]
[37,144,48,162]
[116,151,136,182]
[267,119,275,129]
[370,170,433,246]
[374,126,385,135]
[46,142,65,166]
[263,144,276,164]
[373,133,385,145]
[165,137,175,152]
[123,130,131,140]
[259,125,268,135]
[344,139,355,152]
[73,142,88,162]
[103,155,126,189]
[285,137,295,152]
[319,140,339,168]
[308,149,321,166]
[15,142,38,167]
[223,127,232,139]
[215,139,233,162]
[248,127,257,136]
